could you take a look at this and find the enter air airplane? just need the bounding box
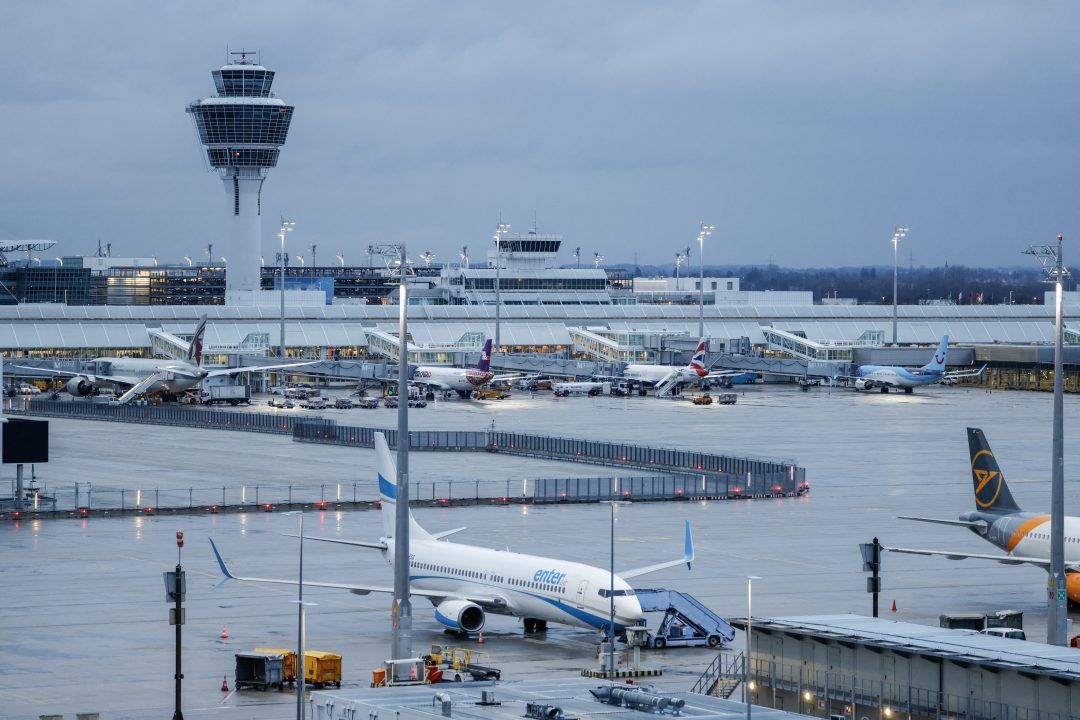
[210,432,695,636]
[890,428,1080,604]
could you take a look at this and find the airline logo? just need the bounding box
[972,449,1003,509]
[689,341,709,377]
[187,318,206,365]
[933,352,945,367]
[465,370,494,386]
[534,568,567,585]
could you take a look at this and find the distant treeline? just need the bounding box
[608,264,1065,305]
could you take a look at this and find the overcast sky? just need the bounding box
[3,2,1079,268]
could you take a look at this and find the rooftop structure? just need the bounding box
[186,51,294,305]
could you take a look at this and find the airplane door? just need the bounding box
[576,581,588,609]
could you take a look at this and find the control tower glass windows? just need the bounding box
[212,68,275,97]
[207,148,281,167]
[190,105,293,147]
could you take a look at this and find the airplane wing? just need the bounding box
[620,521,694,579]
[281,533,387,550]
[204,361,319,378]
[885,545,1055,567]
[431,526,467,540]
[410,378,454,391]
[209,537,506,607]
[9,366,145,386]
[898,515,986,528]
[944,365,988,379]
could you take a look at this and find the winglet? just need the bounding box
[208,537,235,584]
[684,520,694,569]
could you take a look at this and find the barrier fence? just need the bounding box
[15,398,335,435]
[9,399,809,513]
[6,473,762,515]
[293,424,807,493]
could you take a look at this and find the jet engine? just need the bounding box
[854,379,873,391]
[1067,573,1080,606]
[434,599,485,632]
[66,378,94,396]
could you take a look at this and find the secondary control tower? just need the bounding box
[187,51,294,305]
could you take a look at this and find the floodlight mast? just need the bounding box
[1023,235,1070,646]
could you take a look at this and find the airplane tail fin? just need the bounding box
[688,338,709,378]
[477,339,493,372]
[921,335,949,373]
[376,432,432,540]
[967,427,1020,514]
[187,315,207,366]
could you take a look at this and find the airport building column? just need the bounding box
[392,243,414,676]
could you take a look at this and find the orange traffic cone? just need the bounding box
[891,600,897,613]
[221,624,228,639]
[477,631,484,644]
[221,675,229,692]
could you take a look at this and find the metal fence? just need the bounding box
[293,424,807,494]
[696,650,1069,720]
[16,398,336,435]
[9,474,746,514]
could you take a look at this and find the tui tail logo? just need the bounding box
[972,450,1003,509]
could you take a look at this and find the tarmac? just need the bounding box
[2,385,1079,719]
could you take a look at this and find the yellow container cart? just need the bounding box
[304,651,342,688]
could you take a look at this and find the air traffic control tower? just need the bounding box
[187,52,294,305]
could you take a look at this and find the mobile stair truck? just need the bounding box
[635,589,735,649]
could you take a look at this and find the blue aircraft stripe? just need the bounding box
[378,474,396,500]
[407,574,625,631]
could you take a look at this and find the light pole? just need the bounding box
[890,227,908,346]
[697,223,714,339]
[744,575,761,720]
[278,218,294,360]
[675,253,684,292]
[1024,235,1070,645]
[284,511,315,720]
[493,223,510,353]
[608,500,618,682]
[390,244,415,677]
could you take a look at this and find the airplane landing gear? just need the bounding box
[904,387,914,394]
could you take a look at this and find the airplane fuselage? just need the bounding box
[854,365,944,390]
[972,511,1080,564]
[392,537,644,631]
[413,367,494,393]
[623,364,704,385]
[89,357,207,395]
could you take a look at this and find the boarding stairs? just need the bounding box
[651,370,682,397]
[635,588,735,647]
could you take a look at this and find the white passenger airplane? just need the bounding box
[622,339,740,389]
[411,340,529,398]
[840,336,984,393]
[209,432,696,636]
[890,427,1080,604]
[18,317,315,403]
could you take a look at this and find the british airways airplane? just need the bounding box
[842,335,984,393]
[210,432,695,637]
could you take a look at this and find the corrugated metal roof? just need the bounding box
[744,614,1080,678]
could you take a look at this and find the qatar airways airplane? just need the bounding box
[209,432,695,636]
